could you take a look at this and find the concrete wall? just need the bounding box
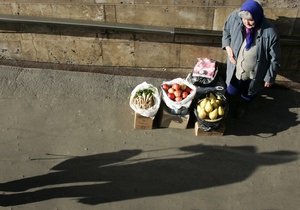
[0,0,299,83]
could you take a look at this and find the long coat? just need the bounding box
[222,10,281,95]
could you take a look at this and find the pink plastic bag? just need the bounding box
[193,58,216,79]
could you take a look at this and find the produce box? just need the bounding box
[134,112,154,129]
[194,121,225,136]
[159,103,190,129]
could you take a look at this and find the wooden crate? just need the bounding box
[195,121,225,136]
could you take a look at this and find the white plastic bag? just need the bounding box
[129,82,161,118]
[161,78,196,111]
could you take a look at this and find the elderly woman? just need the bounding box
[222,0,281,118]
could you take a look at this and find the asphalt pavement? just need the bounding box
[0,64,299,210]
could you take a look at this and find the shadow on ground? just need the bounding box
[0,144,298,206]
[224,84,299,136]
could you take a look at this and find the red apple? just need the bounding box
[174,90,182,97]
[162,83,170,91]
[182,91,188,99]
[172,83,181,91]
[185,87,191,94]
[168,88,175,94]
[168,93,175,100]
[175,97,182,102]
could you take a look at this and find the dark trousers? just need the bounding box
[226,76,256,102]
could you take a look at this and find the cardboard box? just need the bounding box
[195,121,225,136]
[134,112,153,129]
[159,108,190,129]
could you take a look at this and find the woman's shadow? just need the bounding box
[0,144,298,206]
[224,84,299,136]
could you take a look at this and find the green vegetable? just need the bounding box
[134,88,154,98]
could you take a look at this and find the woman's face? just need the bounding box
[242,18,255,29]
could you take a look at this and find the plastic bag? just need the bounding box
[191,58,218,87]
[193,91,228,131]
[161,78,196,114]
[129,82,161,119]
[193,58,216,78]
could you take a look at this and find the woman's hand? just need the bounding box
[264,82,273,87]
[225,46,237,65]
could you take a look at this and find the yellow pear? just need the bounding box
[199,98,208,108]
[205,100,213,113]
[209,92,216,100]
[197,105,201,114]
[218,106,225,116]
[216,95,223,106]
[198,107,207,119]
[211,98,219,109]
[209,108,218,120]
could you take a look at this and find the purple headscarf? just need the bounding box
[240,0,264,50]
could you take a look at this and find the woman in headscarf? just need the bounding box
[222,0,281,118]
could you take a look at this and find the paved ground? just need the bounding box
[0,65,299,210]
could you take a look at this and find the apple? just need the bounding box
[185,87,191,94]
[162,84,170,91]
[167,93,175,100]
[175,97,182,102]
[172,83,181,91]
[182,91,188,99]
[168,88,175,94]
[174,90,182,97]
[180,84,187,91]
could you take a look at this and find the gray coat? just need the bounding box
[222,10,281,95]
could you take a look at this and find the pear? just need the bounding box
[197,107,207,119]
[199,98,208,108]
[216,95,224,106]
[205,100,213,113]
[218,106,225,116]
[209,108,218,120]
[209,92,216,100]
[211,98,219,109]
[197,105,201,114]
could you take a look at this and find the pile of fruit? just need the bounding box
[162,83,193,102]
[132,88,154,109]
[196,92,225,121]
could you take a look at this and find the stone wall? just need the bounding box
[0,0,299,83]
